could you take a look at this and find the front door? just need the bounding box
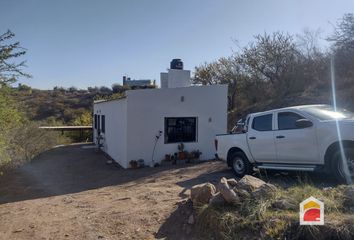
[274,111,319,164]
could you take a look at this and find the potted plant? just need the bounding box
[172,153,177,165]
[129,160,138,168]
[177,143,186,160]
[191,150,202,159]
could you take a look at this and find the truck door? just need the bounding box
[274,111,319,164]
[247,113,277,162]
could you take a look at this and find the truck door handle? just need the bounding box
[276,135,285,139]
[249,137,256,140]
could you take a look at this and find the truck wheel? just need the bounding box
[331,147,354,183]
[230,152,253,178]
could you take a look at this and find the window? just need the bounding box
[94,114,97,129]
[278,112,304,130]
[101,115,105,133]
[164,117,197,143]
[97,115,101,133]
[252,114,273,131]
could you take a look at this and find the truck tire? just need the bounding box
[230,151,253,178]
[331,147,354,183]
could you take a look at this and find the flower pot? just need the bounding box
[178,152,186,160]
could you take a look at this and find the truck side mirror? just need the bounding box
[295,119,313,128]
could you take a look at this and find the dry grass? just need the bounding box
[195,183,354,240]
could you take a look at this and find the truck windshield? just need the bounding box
[302,105,354,121]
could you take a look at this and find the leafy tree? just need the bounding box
[72,111,92,126]
[0,30,31,85]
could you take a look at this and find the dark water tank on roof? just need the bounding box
[170,59,183,70]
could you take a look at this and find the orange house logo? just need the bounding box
[299,196,324,225]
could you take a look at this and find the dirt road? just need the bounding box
[0,145,233,240]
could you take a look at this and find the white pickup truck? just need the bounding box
[215,104,354,183]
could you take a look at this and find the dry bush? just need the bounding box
[0,122,69,173]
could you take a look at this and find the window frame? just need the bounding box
[164,117,198,144]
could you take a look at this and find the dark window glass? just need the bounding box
[165,117,197,143]
[278,112,304,130]
[252,114,272,131]
[97,115,101,133]
[94,114,97,129]
[101,115,105,133]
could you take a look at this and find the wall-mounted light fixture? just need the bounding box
[181,96,184,102]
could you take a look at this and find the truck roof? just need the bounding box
[248,104,329,117]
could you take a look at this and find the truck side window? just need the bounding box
[252,114,272,131]
[278,112,304,130]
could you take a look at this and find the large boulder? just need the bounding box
[233,188,251,199]
[209,192,226,205]
[218,177,239,204]
[190,183,216,205]
[236,175,266,192]
[226,178,238,188]
[251,183,277,199]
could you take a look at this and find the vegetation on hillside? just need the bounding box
[0,31,67,173]
[193,13,354,129]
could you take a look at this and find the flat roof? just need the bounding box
[93,84,227,105]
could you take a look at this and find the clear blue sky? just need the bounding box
[1,0,353,90]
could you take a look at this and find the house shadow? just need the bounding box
[0,144,199,205]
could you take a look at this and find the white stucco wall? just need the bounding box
[160,72,168,89]
[93,99,128,168]
[167,69,191,88]
[125,84,228,167]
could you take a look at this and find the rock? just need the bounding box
[209,192,226,205]
[190,183,216,205]
[233,188,251,199]
[323,187,333,191]
[226,178,238,187]
[272,199,296,210]
[187,214,195,225]
[236,175,266,192]
[251,183,277,199]
[218,177,239,203]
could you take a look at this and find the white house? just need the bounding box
[93,59,228,168]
